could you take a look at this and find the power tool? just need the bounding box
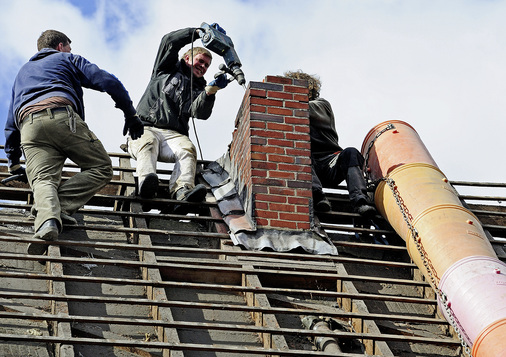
[199,22,246,88]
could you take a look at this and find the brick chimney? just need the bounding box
[228,75,313,231]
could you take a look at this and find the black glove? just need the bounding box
[5,165,28,184]
[123,114,144,140]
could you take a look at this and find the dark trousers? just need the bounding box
[312,147,368,207]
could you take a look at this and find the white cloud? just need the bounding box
[1,0,505,188]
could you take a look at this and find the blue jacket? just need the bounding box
[4,48,136,168]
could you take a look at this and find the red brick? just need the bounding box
[251,144,285,154]
[255,193,286,203]
[296,205,310,214]
[251,161,277,170]
[255,209,279,219]
[269,220,297,230]
[295,141,311,149]
[285,101,309,109]
[251,169,267,178]
[266,122,293,132]
[285,117,309,125]
[279,212,309,222]
[251,152,267,161]
[251,137,267,145]
[268,91,293,100]
[278,163,310,172]
[297,190,313,198]
[288,197,310,205]
[256,218,270,226]
[294,125,310,134]
[250,120,266,129]
[252,185,268,194]
[286,148,310,157]
[268,154,294,164]
[267,138,293,148]
[252,177,286,187]
[251,97,284,107]
[270,203,295,212]
[285,132,309,141]
[265,75,292,84]
[293,109,309,118]
[255,201,269,210]
[250,89,267,97]
[297,222,311,230]
[284,85,308,94]
[269,187,297,195]
[294,93,309,102]
[297,172,313,181]
[250,105,266,113]
[251,129,285,139]
[269,171,295,180]
[267,107,293,116]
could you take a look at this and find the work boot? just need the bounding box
[31,206,77,226]
[28,218,59,255]
[139,173,159,212]
[313,190,331,212]
[174,184,207,202]
[172,184,207,215]
[346,166,377,218]
[139,173,159,199]
[355,201,377,218]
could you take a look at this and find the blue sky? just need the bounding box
[1,0,506,188]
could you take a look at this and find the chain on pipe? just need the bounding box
[384,177,472,356]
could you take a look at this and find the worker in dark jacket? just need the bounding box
[284,70,376,217]
[127,25,229,211]
[4,29,143,255]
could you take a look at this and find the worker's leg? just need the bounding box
[158,130,198,196]
[337,148,376,217]
[311,163,331,212]
[20,112,66,232]
[55,112,113,216]
[336,148,368,205]
[127,127,161,193]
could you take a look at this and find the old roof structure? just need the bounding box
[0,76,505,357]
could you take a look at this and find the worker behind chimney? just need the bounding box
[284,70,377,218]
[3,29,144,256]
[127,23,230,213]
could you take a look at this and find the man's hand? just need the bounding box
[123,114,144,140]
[206,74,229,95]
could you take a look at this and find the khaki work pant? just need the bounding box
[20,107,113,232]
[127,126,197,195]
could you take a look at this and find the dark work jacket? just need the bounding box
[136,28,215,136]
[309,98,343,157]
[4,48,136,168]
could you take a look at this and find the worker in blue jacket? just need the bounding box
[4,29,143,255]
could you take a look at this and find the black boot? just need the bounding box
[346,166,377,218]
[172,184,207,215]
[28,218,59,255]
[139,173,159,212]
[313,190,331,212]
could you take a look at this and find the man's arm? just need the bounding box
[71,54,136,118]
[152,28,199,77]
[4,97,22,170]
[190,91,216,120]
